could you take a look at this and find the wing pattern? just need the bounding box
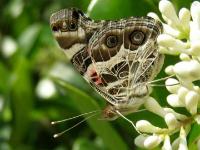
[50,8,164,118]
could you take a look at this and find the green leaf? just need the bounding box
[9,56,34,149]
[88,0,158,20]
[0,62,9,94]
[188,123,200,149]
[18,24,41,56]
[72,138,100,150]
[53,78,128,150]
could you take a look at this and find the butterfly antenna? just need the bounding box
[51,110,100,125]
[134,108,147,113]
[53,112,99,138]
[148,74,175,84]
[150,82,180,87]
[148,74,180,87]
[115,110,142,135]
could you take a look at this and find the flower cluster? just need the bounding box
[135,0,200,149]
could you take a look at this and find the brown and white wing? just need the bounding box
[85,17,163,105]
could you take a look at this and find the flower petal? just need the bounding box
[134,134,148,148]
[165,113,180,129]
[174,60,200,81]
[178,127,188,150]
[159,0,180,26]
[178,8,190,33]
[162,135,172,150]
[191,1,200,30]
[165,78,180,94]
[136,120,167,133]
[185,91,199,114]
[167,94,185,107]
[144,135,162,149]
[144,97,166,118]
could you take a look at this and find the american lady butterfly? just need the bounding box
[50,8,164,123]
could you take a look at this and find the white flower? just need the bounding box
[86,0,200,149]
[162,135,172,150]
[185,91,199,114]
[144,135,162,149]
[165,78,180,94]
[167,94,184,107]
[135,134,148,148]
[173,60,200,82]
[144,97,166,118]
[136,0,200,149]
[136,120,168,134]
[178,127,188,150]
[159,0,180,28]
[164,113,180,130]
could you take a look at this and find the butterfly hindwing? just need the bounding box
[84,17,164,105]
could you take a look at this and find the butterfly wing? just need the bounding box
[85,17,164,106]
[50,9,164,107]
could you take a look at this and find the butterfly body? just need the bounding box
[50,8,164,120]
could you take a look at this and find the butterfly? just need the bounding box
[50,8,164,123]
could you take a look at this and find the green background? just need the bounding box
[0,0,199,150]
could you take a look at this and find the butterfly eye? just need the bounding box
[68,22,78,31]
[130,30,145,45]
[106,35,118,48]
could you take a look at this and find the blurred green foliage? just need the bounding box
[0,0,197,150]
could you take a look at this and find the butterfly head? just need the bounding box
[101,104,118,120]
[50,8,87,50]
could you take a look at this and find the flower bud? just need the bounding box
[174,60,200,81]
[165,65,174,75]
[163,24,181,37]
[164,108,187,120]
[189,41,200,56]
[134,134,148,148]
[162,135,172,150]
[178,8,190,32]
[144,135,162,149]
[158,34,188,50]
[178,127,188,150]
[159,0,180,26]
[167,94,184,107]
[136,120,166,133]
[191,1,200,30]
[144,97,166,117]
[172,138,180,150]
[177,87,189,105]
[165,113,180,129]
[147,12,161,21]
[180,53,191,61]
[190,22,200,43]
[185,91,199,114]
[165,78,180,93]
[159,46,180,55]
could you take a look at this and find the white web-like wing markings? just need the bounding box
[85,17,163,106]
